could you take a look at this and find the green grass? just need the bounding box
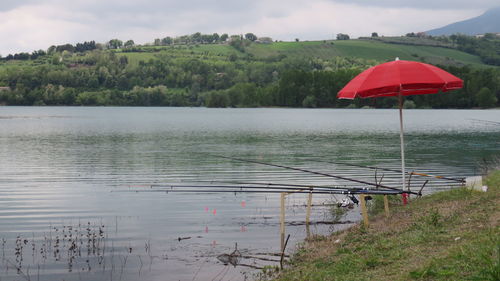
[190,44,240,56]
[245,39,486,67]
[115,52,157,66]
[328,40,483,66]
[112,39,488,68]
[115,44,242,66]
[270,171,500,281]
[247,41,341,60]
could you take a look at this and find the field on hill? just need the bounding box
[248,39,485,66]
[0,38,492,72]
[111,39,487,68]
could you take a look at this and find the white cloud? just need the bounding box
[228,1,480,41]
[0,4,91,55]
[331,0,498,10]
[0,0,493,55]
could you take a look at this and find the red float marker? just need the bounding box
[212,209,217,215]
[241,200,246,208]
[402,193,408,205]
[204,207,209,212]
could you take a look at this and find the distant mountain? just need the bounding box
[426,7,500,36]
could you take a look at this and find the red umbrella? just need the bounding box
[337,58,463,191]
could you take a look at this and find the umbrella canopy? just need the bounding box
[337,59,463,192]
[338,59,463,99]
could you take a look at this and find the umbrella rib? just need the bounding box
[397,60,402,93]
[423,64,462,91]
[353,66,376,98]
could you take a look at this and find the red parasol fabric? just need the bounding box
[338,59,463,99]
[337,59,463,192]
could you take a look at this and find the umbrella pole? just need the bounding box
[398,92,407,192]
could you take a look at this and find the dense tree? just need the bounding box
[302,95,317,107]
[47,45,57,54]
[212,33,220,42]
[107,39,123,49]
[475,87,498,108]
[245,33,257,41]
[161,37,173,45]
[336,33,350,40]
[56,44,75,53]
[229,38,250,52]
[75,41,97,52]
[205,91,228,107]
[191,32,202,43]
[124,40,135,48]
[13,53,30,60]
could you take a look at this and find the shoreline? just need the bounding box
[0,104,499,110]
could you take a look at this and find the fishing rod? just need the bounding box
[116,189,404,195]
[211,155,420,195]
[309,158,465,183]
[468,118,500,126]
[181,180,346,189]
[147,183,365,193]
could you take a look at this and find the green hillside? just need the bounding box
[112,39,487,68]
[246,39,485,67]
[0,39,491,72]
[0,37,498,108]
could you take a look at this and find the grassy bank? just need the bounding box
[270,171,500,281]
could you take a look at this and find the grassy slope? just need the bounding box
[118,52,157,65]
[113,39,487,68]
[247,40,485,67]
[1,39,490,70]
[270,171,500,281]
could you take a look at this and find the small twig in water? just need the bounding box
[280,234,290,270]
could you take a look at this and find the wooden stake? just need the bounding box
[360,194,369,227]
[305,192,312,225]
[280,192,286,252]
[306,191,313,237]
[384,195,390,218]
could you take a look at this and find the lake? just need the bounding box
[0,107,498,281]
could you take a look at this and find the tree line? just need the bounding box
[0,31,499,108]
[0,47,498,108]
[0,32,264,61]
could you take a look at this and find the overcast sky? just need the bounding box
[1,0,498,55]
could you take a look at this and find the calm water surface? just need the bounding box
[0,107,498,281]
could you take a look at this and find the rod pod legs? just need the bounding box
[280,193,286,252]
[360,194,369,227]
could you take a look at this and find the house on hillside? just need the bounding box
[255,37,273,44]
[0,86,11,92]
